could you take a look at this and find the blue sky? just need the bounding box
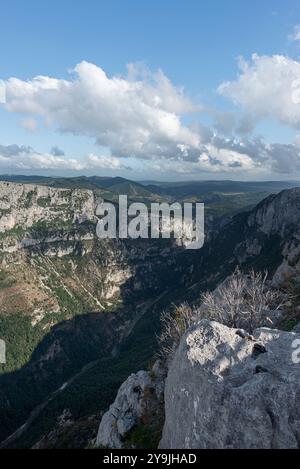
[1,0,300,180]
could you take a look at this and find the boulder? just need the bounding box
[96,362,165,448]
[160,320,300,449]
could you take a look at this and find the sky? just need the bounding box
[1,0,300,180]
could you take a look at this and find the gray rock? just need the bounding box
[96,362,166,448]
[233,188,300,287]
[160,320,300,449]
[248,188,300,237]
[0,181,97,253]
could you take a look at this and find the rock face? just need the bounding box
[252,189,300,286]
[160,320,300,449]
[0,181,97,235]
[272,237,300,287]
[229,188,300,288]
[96,362,166,448]
[0,182,186,317]
[247,188,300,237]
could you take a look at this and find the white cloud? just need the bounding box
[289,25,300,42]
[27,153,86,171]
[2,133,300,176]
[200,144,256,170]
[0,80,6,104]
[148,146,254,175]
[1,138,300,176]
[0,145,85,171]
[0,144,128,172]
[218,54,300,129]
[147,136,300,176]
[2,60,300,177]
[2,61,200,160]
[87,153,130,170]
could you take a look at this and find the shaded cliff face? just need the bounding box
[96,361,166,449]
[236,188,300,271]
[185,188,300,300]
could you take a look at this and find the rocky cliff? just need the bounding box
[97,319,300,449]
[160,320,300,449]
[0,181,96,236]
[236,188,300,287]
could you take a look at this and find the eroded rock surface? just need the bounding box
[96,362,166,448]
[160,320,300,449]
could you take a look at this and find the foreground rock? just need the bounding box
[160,320,300,449]
[96,361,166,448]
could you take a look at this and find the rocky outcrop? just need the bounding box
[96,361,166,448]
[272,238,300,287]
[0,181,97,235]
[227,188,300,288]
[247,188,300,237]
[160,320,300,449]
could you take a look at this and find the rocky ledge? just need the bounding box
[160,320,300,449]
[96,361,166,449]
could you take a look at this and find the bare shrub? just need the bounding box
[158,268,286,360]
[201,268,284,332]
[158,303,196,360]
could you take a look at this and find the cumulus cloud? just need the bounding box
[0,144,84,171]
[0,80,5,104]
[218,54,300,129]
[0,144,33,158]
[1,61,200,160]
[2,60,300,177]
[146,136,300,176]
[289,25,300,42]
[87,153,131,170]
[1,138,300,176]
[0,144,129,172]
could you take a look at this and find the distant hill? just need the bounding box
[0,174,165,204]
[143,180,299,199]
[1,174,299,221]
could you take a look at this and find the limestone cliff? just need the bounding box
[160,320,300,449]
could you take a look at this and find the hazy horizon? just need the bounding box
[1,172,300,185]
